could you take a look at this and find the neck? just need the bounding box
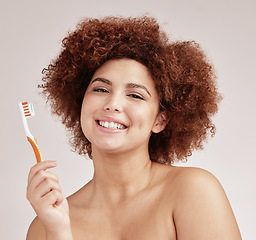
[90,147,154,205]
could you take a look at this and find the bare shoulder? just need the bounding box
[156,165,224,201]
[26,217,46,240]
[166,166,229,209]
[165,166,230,213]
[163,166,242,240]
[167,166,222,190]
[154,163,219,187]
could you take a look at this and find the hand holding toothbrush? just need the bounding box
[26,161,72,239]
[19,102,73,239]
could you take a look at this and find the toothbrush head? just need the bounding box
[19,102,35,118]
[18,101,43,163]
[18,101,36,138]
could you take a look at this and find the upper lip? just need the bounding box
[96,116,129,128]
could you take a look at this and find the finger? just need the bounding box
[28,160,57,184]
[42,189,65,207]
[28,169,59,191]
[30,178,62,203]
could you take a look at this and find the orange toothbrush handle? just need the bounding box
[27,137,55,206]
[27,136,43,163]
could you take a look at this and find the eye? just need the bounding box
[93,88,109,93]
[127,94,145,100]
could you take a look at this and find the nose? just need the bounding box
[104,106,119,112]
[103,94,122,113]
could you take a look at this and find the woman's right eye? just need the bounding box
[93,88,109,93]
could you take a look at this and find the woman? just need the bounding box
[26,16,242,240]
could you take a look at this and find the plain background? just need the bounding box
[0,0,255,239]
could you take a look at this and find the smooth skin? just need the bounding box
[26,59,242,240]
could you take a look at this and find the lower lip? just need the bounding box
[95,121,127,133]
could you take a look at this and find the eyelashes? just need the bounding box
[92,88,145,100]
[93,88,108,93]
[127,94,144,100]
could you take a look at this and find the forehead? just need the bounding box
[92,59,156,89]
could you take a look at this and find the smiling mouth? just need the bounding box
[96,120,127,130]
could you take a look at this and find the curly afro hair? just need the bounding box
[41,16,221,164]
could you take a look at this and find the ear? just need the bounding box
[152,110,169,134]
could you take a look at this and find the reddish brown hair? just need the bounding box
[41,16,221,164]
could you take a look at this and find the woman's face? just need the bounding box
[81,59,166,155]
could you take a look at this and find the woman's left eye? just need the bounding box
[128,94,144,100]
[93,88,108,93]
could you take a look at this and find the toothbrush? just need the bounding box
[19,102,43,163]
[19,102,56,207]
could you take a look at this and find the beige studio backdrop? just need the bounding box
[0,0,255,239]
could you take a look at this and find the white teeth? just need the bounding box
[98,121,125,129]
[109,122,114,129]
[104,121,109,128]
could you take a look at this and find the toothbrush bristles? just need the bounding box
[21,102,33,118]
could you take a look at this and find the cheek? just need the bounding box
[129,105,158,128]
[80,98,92,133]
[80,106,87,135]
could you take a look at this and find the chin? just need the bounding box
[93,140,124,153]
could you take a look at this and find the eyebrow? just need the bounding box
[125,83,151,97]
[91,77,151,97]
[91,77,112,86]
